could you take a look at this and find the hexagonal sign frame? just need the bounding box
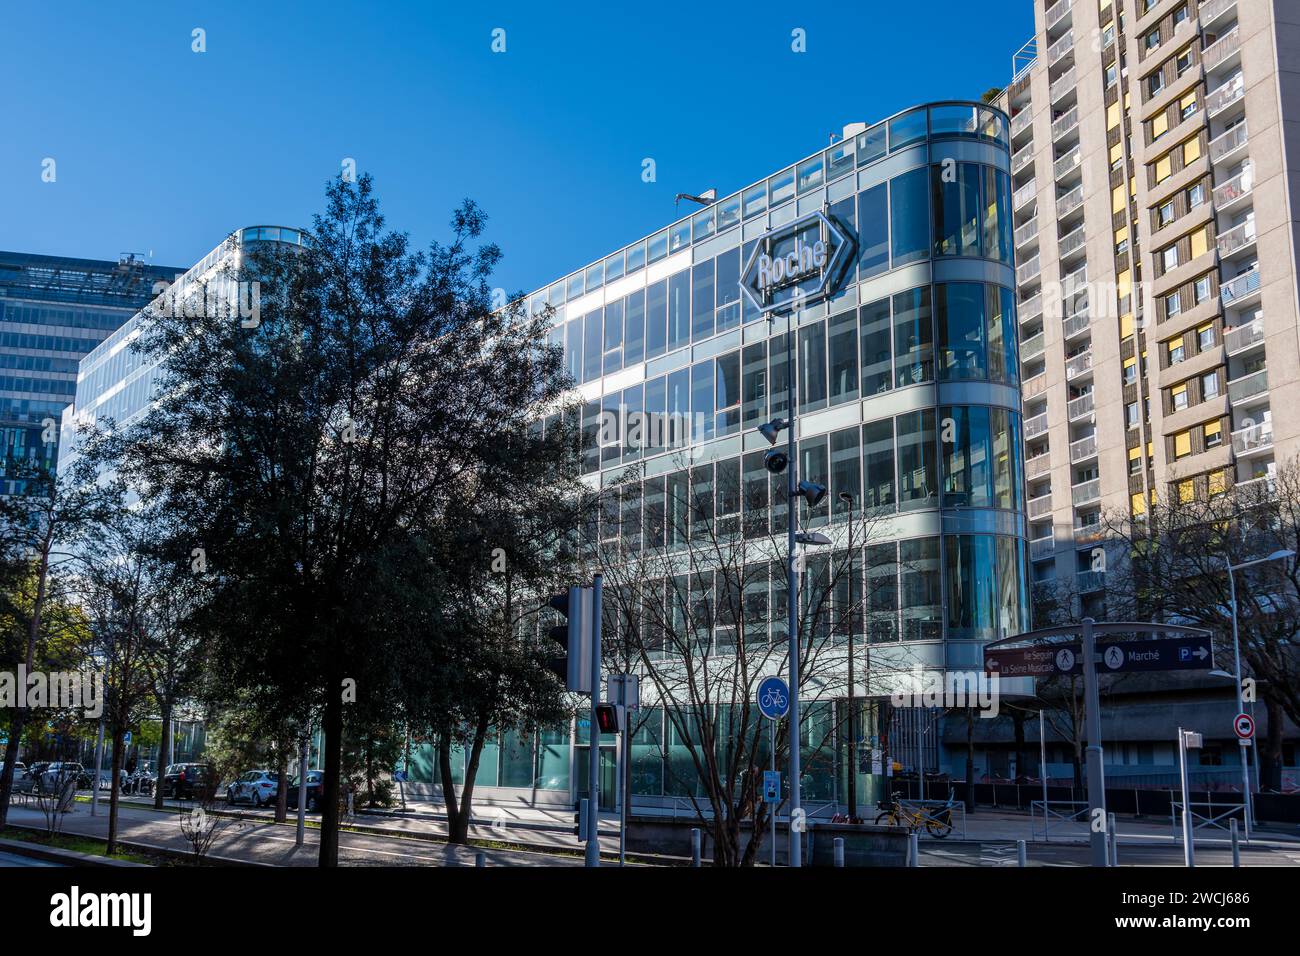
[739,208,854,316]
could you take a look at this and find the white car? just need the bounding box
[226,770,283,807]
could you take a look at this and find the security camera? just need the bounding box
[763,449,788,474]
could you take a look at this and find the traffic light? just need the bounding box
[594,702,621,734]
[545,586,593,693]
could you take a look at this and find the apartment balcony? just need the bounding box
[1221,267,1262,306]
[1045,0,1072,32]
[1021,330,1046,361]
[1056,183,1084,220]
[1235,473,1275,497]
[1019,292,1043,323]
[1227,368,1268,405]
[1058,224,1086,261]
[1200,0,1237,31]
[1231,421,1273,457]
[1014,180,1038,210]
[1061,265,1088,300]
[1025,411,1050,439]
[1224,319,1264,356]
[1062,310,1090,340]
[1048,30,1074,67]
[1053,145,1082,182]
[1071,478,1101,507]
[1077,569,1106,592]
[1217,218,1257,258]
[1028,492,1054,520]
[1011,108,1034,138]
[1207,74,1245,117]
[1051,106,1079,141]
[1050,66,1077,105]
[1066,391,1094,421]
[1074,523,1105,546]
[1030,536,1056,562]
[1202,26,1241,75]
[1026,452,1052,478]
[1209,122,1248,164]
[1017,255,1042,286]
[1069,433,1098,463]
[1213,166,1253,209]
[1015,217,1039,248]
[1012,144,1035,176]
[1023,371,1048,398]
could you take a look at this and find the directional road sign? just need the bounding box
[986,635,1214,676]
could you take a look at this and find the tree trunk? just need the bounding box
[436,734,461,841]
[317,683,343,867]
[365,734,376,808]
[274,735,290,823]
[1262,695,1285,792]
[1012,710,1027,783]
[153,701,173,810]
[446,716,490,845]
[964,708,976,813]
[106,729,125,856]
[0,547,49,827]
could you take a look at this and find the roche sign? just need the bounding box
[740,209,853,315]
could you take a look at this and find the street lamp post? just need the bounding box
[1223,548,1292,839]
[839,491,858,823]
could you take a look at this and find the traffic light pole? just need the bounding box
[785,303,802,868]
[587,573,603,868]
[1080,617,1108,868]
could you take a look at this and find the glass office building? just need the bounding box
[410,101,1033,812]
[0,250,179,494]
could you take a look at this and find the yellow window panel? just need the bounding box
[1155,155,1172,182]
[1112,184,1126,213]
[1131,491,1148,515]
[1110,142,1124,165]
[1129,445,1142,461]
[1108,102,1121,130]
[1171,382,1188,400]
[1115,225,1129,245]
[1117,268,1132,297]
[1183,137,1201,163]
[1191,226,1208,258]
[1204,419,1221,438]
[1208,470,1227,496]
[1121,313,1135,338]
[1174,431,1191,457]
[1178,479,1195,503]
[1180,92,1197,114]
[1152,113,1169,139]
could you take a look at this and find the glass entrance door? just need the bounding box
[575,745,618,811]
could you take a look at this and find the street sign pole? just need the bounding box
[586,573,603,868]
[1080,618,1108,867]
[785,296,802,869]
[769,719,776,867]
[1178,728,1196,867]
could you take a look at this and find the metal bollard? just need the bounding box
[1017,839,1027,867]
[833,837,845,868]
[475,851,486,868]
[690,827,701,867]
[1231,818,1240,868]
[1109,812,1119,867]
[908,831,919,868]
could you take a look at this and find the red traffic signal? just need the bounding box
[594,702,621,734]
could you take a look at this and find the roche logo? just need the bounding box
[740,209,852,315]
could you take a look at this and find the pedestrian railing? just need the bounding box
[1030,799,1089,841]
[1171,799,1244,837]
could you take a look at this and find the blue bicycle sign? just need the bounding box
[757,676,790,720]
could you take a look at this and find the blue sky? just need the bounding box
[0,1,1033,296]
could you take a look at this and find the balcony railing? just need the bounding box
[1209,121,1248,163]
[1021,330,1046,361]
[1056,184,1084,219]
[1026,452,1051,478]
[1017,255,1042,286]
[1048,30,1074,66]
[1071,478,1101,506]
[1019,292,1043,322]
[1023,372,1048,398]
[1058,225,1086,259]
[1053,145,1082,181]
[1046,0,1072,31]
[1074,524,1105,545]
[1028,492,1054,519]
[1217,218,1257,257]
[1025,411,1050,439]
[1012,110,1034,138]
[1199,0,1237,29]
[1067,391,1094,420]
[1234,473,1275,497]
[1063,310,1090,339]
[1012,144,1035,175]
[1213,166,1253,208]
[1061,265,1088,299]
[1050,66,1077,104]
[1207,74,1245,117]
[1052,106,1079,140]
[1224,319,1264,355]
[1221,267,1261,304]
[1231,422,1273,456]
[1069,433,1098,462]
[1030,536,1056,561]
[1227,368,1268,404]
[1014,180,1038,209]
[1077,569,1106,592]
[1015,217,1039,248]
[1202,26,1240,73]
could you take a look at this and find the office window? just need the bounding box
[829,427,861,509]
[740,342,767,428]
[893,286,933,386]
[648,229,668,263]
[645,279,668,360]
[932,162,981,257]
[715,351,740,437]
[1187,183,1205,209]
[743,182,767,219]
[827,308,859,406]
[857,182,889,277]
[1197,322,1214,352]
[1204,419,1222,448]
[692,207,715,243]
[945,535,999,641]
[565,316,583,382]
[691,361,715,444]
[667,270,690,351]
[626,241,646,274]
[896,409,937,510]
[1194,274,1211,303]
[691,259,715,341]
[865,543,898,643]
[799,321,828,413]
[797,155,824,193]
[1158,200,1175,227]
[890,167,930,266]
[603,300,623,374]
[624,290,645,366]
[1127,402,1140,429]
[857,122,887,164]
[862,418,896,511]
[1201,370,1220,400]
[769,168,796,207]
[717,194,741,231]
[1165,291,1182,318]
[936,282,985,380]
[669,219,691,254]
[890,108,928,150]
[859,298,892,395]
[899,537,942,641]
[582,311,602,382]
[715,246,741,332]
[941,405,993,509]
[1171,382,1189,410]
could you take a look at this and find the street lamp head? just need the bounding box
[757,418,789,446]
[797,480,827,509]
[837,491,853,505]
[1268,549,1295,563]
[763,448,789,474]
[794,531,833,547]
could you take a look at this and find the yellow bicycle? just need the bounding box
[874,791,954,838]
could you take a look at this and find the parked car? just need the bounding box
[226,770,284,807]
[162,763,215,800]
[1,762,35,794]
[285,770,324,812]
[39,762,88,792]
[95,768,128,792]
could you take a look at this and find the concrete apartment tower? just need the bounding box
[997,0,1300,616]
